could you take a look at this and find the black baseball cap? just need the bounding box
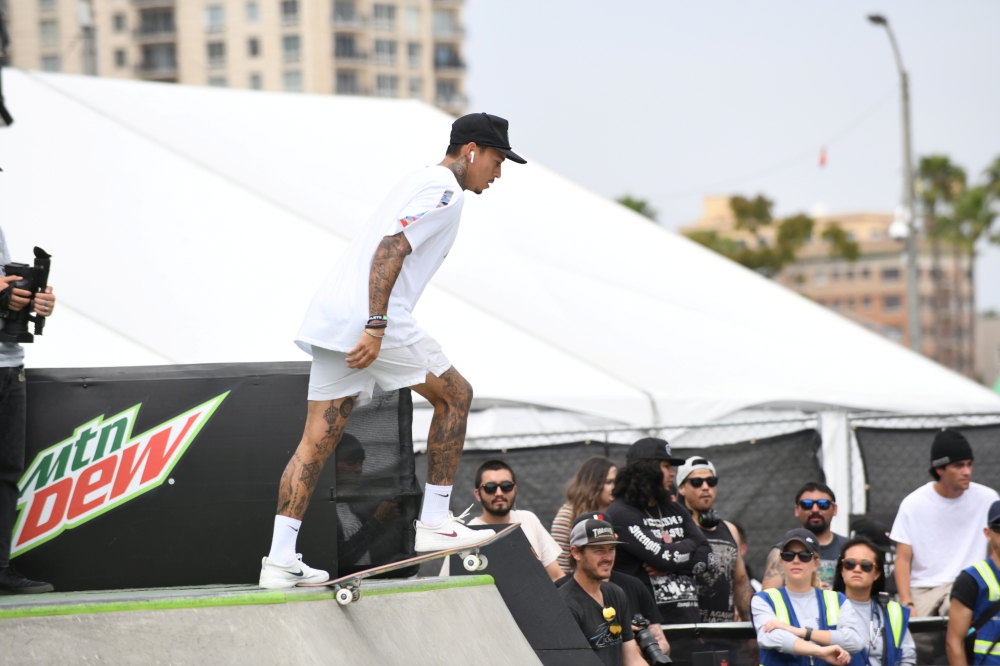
[777,528,820,555]
[450,113,527,164]
[626,437,686,466]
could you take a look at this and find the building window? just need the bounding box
[408,76,421,98]
[862,296,871,309]
[141,43,176,71]
[113,13,126,32]
[205,5,225,32]
[114,49,127,67]
[374,39,396,65]
[885,326,903,342]
[870,229,882,240]
[845,269,854,281]
[281,0,298,25]
[40,55,61,71]
[249,73,262,89]
[861,266,870,280]
[375,74,397,97]
[883,295,902,312]
[333,1,355,21]
[372,3,395,30]
[831,299,841,310]
[248,37,260,56]
[246,1,259,22]
[283,70,303,92]
[334,34,358,58]
[814,270,826,286]
[140,8,174,34]
[404,6,419,34]
[39,20,59,46]
[831,270,840,282]
[432,8,456,37]
[407,42,420,67]
[881,267,901,282]
[434,44,461,69]
[39,0,56,12]
[208,76,227,87]
[207,41,226,67]
[336,70,358,94]
[282,34,300,61]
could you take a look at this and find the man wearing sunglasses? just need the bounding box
[439,460,564,582]
[677,456,753,624]
[763,482,848,591]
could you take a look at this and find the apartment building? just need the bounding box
[683,195,976,377]
[0,0,466,113]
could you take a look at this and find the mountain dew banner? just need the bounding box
[17,363,415,592]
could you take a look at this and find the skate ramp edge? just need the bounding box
[0,575,543,666]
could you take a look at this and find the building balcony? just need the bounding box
[435,93,466,112]
[432,26,464,40]
[334,52,368,64]
[433,59,465,73]
[133,28,176,43]
[372,19,395,31]
[372,55,397,67]
[333,15,366,29]
[132,0,174,6]
[432,0,463,5]
[135,63,178,80]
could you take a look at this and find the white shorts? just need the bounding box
[307,334,451,405]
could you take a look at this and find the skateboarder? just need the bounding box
[259,113,527,588]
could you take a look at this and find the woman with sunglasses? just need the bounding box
[833,537,915,666]
[752,528,865,666]
[552,457,617,573]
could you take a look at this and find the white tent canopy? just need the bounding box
[3,69,999,430]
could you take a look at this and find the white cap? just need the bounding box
[676,456,717,487]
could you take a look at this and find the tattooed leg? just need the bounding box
[276,395,356,520]
[411,367,473,485]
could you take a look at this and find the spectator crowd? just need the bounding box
[442,428,1000,666]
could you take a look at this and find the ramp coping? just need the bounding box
[0,575,494,620]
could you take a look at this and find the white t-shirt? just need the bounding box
[296,166,464,353]
[890,481,999,587]
[439,509,562,575]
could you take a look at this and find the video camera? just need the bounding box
[0,246,52,343]
[632,613,671,664]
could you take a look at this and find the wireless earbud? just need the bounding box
[470,151,475,163]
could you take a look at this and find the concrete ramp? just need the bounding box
[0,576,542,665]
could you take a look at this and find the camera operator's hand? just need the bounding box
[346,330,383,369]
[33,287,55,317]
[2,276,32,312]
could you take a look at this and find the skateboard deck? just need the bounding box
[298,523,520,605]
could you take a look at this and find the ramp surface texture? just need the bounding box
[0,577,541,666]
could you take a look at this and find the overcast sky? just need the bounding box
[463,0,1000,311]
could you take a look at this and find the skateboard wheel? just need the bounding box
[351,588,361,602]
[463,554,480,572]
[335,588,354,606]
[476,555,489,571]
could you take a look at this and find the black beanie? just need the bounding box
[930,429,973,470]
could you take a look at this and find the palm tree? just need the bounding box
[917,155,966,366]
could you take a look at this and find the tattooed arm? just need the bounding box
[345,231,412,369]
[761,546,785,590]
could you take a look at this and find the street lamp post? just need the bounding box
[868,14,921,354]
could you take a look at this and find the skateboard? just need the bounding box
[298,523,521,606]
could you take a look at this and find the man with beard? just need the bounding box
[676,456,752,622]
[762,482,848,590]
[439,460,564,581]
[558,515,646,666]
[605,438,711,630]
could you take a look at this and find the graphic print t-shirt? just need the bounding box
[817,532,850,589]
[606,497,710,624]
[558,578,634,666]
[697,520,740,622]
[296,166,464,353]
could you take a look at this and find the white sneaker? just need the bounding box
[414,506,496,553]
[258,554,329,589]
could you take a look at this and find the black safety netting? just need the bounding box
[334,386,422,575]
[853,417,1000,527]
[415,428,823,577]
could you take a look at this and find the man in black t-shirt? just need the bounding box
[605,438,711,626]
[557,512,670,656]
[558,516,646,666]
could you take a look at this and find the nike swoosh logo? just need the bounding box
[287,569,304,577]
[435,531,458,538]
[434,493,449,498]
[290,527,299,532]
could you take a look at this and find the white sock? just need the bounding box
[420,484,453,527]
[268,515,301,564]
